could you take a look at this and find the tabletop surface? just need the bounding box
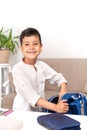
[7,110,87,130]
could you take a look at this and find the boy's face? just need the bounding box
[20,35,42,63]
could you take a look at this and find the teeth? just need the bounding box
[29,52,35,53]
[28,51,35,52]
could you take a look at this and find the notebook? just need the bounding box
[0,108,13,116]
[0,116,23,130]
[37,112,81,130]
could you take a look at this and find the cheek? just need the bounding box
[38,46,42,52]
[38,48,42,54]
[20,47,26,53]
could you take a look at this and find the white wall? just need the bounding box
[0,0,87,64]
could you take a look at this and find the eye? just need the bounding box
[33,42,39,45]
[25,43,29,46]
[23,42,29,46]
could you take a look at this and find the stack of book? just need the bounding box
[0,108,23,130]
[0,116,23,130]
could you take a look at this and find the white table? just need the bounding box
[0,64,11,107]
[8,111,87,130]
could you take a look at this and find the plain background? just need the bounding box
[0,0,87,65]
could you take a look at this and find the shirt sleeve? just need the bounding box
[12,68,40,107]
[41,61,68,87]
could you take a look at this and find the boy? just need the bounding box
[12,27,69,113]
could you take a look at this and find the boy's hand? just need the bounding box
[56,100,69,113]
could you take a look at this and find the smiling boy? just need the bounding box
[12,27,69,113]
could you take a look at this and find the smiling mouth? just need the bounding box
[27,51,36,54]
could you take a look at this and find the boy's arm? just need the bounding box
[36,97,69,113]
[58,82,68,100]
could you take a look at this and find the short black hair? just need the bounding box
[20,27,42,45]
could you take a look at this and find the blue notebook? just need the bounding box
[37,113,81,130]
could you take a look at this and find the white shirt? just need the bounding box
[12,59,67,111]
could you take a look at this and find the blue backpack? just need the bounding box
[42,93,87,115]
[62,93,87,115]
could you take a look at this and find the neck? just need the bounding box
[23,58,37,65]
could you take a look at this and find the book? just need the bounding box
[37,112,81,130]
[0,116,23,130]
[0,108,13,116]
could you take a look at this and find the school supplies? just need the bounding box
[37,112,81,130]
[0,116,23,130]
[0,108,13,116]
[62,93,87,115]
[42,93,87,115]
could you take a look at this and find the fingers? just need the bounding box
[61,99,68,103]
[56,100,69,113]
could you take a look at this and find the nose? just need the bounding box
[29,44,34,49]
